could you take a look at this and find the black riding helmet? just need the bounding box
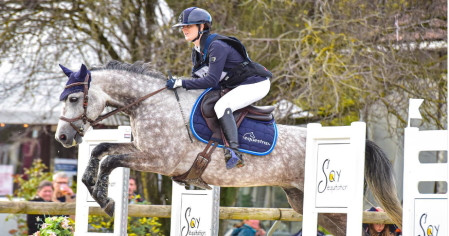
[172,7,212,42]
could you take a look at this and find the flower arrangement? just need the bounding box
[32,216,74,236]
[88,197,162,235]
[88,214,162,235]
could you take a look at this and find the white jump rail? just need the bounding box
[302,122,366,236]
[75,126,131,236]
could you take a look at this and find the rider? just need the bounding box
[166,7,272,169]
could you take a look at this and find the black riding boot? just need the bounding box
[219,108,244,169]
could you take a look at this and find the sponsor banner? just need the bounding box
[414,198,447,236]
[315,143,353,208]
[171,184,220,236]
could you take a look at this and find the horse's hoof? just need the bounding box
[104,199,115,217]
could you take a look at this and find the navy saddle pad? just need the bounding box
[190,88,278,156]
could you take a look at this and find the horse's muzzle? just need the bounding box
[56,130,83,147]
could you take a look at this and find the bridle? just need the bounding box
[59,74,166,137]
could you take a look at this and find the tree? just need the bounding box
[1,0,445,126]
[1,0,446,233]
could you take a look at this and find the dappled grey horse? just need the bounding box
[55,61,402,235]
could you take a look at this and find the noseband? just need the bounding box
[59,74,166,137]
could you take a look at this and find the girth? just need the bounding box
[172,140,217,190]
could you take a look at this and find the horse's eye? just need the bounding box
[69,97,78,103]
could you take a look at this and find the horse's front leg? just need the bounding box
[91,146,150,217]
[81,143,137,197]
[92,153,129,216]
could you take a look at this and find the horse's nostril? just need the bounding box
[59,134,67,141]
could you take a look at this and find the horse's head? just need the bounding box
[55,64,105,147]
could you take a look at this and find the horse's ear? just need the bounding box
[79,64,89,77]
[59,64,72,77]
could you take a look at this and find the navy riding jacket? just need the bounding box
[182,34,267,90]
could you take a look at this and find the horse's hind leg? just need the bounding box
[283,187,346,235]
[318,214,346,236]
[81,143,137,200]
[282,187,304,213]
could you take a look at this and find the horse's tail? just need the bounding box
[364,140,402,229]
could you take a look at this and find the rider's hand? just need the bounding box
[166,79,182,90]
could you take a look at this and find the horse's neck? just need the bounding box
[91,70,166,107]
[91,70,203,116]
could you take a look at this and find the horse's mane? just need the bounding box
[91,60,166,80]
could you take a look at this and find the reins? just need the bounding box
[59,74,166,136]
[91,87,167,126]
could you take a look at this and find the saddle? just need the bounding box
[172,89,276,189]
[201,89,274,143]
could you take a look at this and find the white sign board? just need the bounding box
[170,183,220,236]
[403,126,448,236]
[75,126,131,236]
[302,122,366,236]
[414,198,447,236]
[314,143,353,208]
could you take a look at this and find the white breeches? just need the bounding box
[214,79,271,118]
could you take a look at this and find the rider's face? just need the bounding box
[181,24,202,43]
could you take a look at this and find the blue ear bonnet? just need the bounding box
[59,64,91,101]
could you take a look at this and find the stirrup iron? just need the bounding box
[225,148,244,169]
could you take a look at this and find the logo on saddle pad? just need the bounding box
[243,132,271,146]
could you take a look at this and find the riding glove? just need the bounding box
[166,79,182,90]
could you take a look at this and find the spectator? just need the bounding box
[27,180,54,235]
[246,220,266,236]
[231,220,265,236]
[363,207,398,236]
[128,177,145,204]
[52,172,75,203]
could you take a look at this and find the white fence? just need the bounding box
[75,126,131,236]
[302,122,366,236]
[403,107,448,236]
[170,183,220,236]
